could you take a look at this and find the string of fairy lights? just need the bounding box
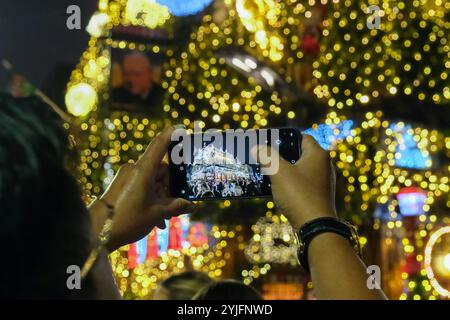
[312,0,450,108]
[424,226,450,298]
[326,111,449,218]
[163,0,311,129]
[327,110,449,299]
[242,209,298,285]
[65,0,449,299]
[109,224,243,298]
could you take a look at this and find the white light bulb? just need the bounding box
[443,253,450,272]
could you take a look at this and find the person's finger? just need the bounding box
[155,162,169,182]
[154,163,170,197]
[101,163,135,201]
[155,180,170,198]
[250,144,291,182]
[136,126,174,178]
[155,219,167,230]
[113,163,135,184]
[158,198,196,217]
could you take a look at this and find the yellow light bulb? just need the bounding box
[360,95,370,104]
[65,83,97,117]
[389,86,397,95]
[212,114,221,123]
[86,12,109,37]
[125,0,170,29]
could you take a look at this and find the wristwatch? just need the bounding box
[296,217,362,272]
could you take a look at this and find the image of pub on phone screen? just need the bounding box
[186,142,266,199]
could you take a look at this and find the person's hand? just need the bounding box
[89,126,195,252]
[252,135,336,230]
[254,135,388,300]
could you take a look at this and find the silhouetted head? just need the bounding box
[193,279,263,300]
[154,271,214,300]
[0,94,94,299]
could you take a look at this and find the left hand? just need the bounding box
[89,126,195,252]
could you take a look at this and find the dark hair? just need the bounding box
[156,271,213,300]
[193,279,263,300]
[0,94,94,299]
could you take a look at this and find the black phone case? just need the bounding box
[168,128,303,201]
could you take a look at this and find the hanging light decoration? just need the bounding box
[424,226,450,298]
[156,0,213,16]
[125,0,171,29]
[236,0,285,61]
[65,83,97,117]
[86,11,110,37]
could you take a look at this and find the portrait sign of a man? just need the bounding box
[110,49,164,114]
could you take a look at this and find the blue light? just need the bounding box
[374,204,396,221]
[135,235,148,264]
[157,220,170,254]
[303,120,354,151]
[156,0,213,16]
[389,123,431,170]
[397,187,427,217]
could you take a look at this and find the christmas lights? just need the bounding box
[64,0,450,300]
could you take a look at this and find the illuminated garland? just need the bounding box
[69,37,172,196]
[124,0,171,29]
[376,211,443,300]
[245,213,298,265]
[321,111,450,225]
[312,0,450,108]
[65,0,450,300]
[66,37,109,117]
[242,209,298,285]
[424,226,450,298]
[322,111,449,300]
[110,224,244,299]
[162,0,309,129]
[236,0,288,62]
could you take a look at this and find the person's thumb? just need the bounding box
[163,198,196,217]
[250,144,290,183]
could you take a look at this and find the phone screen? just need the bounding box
[168,128,301,200]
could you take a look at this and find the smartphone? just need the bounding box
[168,128,302,200]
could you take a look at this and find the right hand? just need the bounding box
[253,135,337,230]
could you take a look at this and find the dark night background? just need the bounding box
[0,0,97,98]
